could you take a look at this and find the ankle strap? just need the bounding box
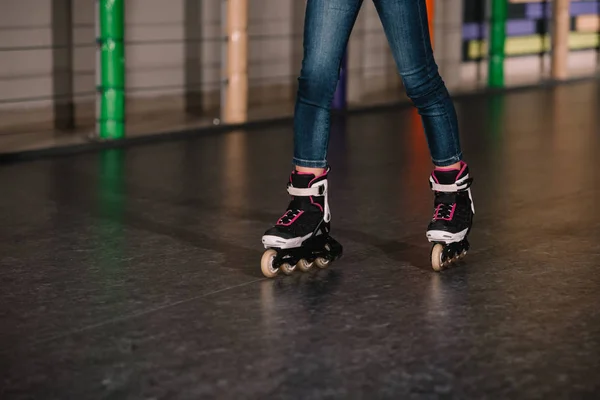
[429,176,472,192]
[287,186,325,197]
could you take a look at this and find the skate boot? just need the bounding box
[426,161,475,271]
[260,167,343,278]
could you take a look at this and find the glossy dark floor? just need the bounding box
[2,81,600,399]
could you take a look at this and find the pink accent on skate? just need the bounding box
[457,161,467,178]
[434,204,456,221]
[434,161,466,176]
[289,170,314,185]
[434,160,464,171]
[433,161,467,182]
[277,210,304,226]
[310,198,324,212]
[434,204,441,219]
[308,171,327,212]
[435,165,459,171]
[308,170,328,186]
[290,170,323,188]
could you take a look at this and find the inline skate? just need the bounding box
[261,167,343,278]
[427,161,475,271]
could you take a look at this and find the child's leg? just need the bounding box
[374,0,462,168]
[293,0,363,174]
[374,0,474,266]
[260,0,361,276]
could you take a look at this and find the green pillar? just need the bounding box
[488,0,507,88]
[96,0,125,139]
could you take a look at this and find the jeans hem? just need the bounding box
[293,158,328,168]
[432,153,463,167]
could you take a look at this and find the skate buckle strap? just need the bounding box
[287,180,330,223]
[287,186,324,197]
[430,176,475,215]
[429,176,472,193]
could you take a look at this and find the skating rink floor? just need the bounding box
[1,80,600,399]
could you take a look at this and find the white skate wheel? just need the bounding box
[314,257,330,269]
[431,244,444,272]
[280,263,295,275]
[297,259,313,272]
[261,249,280,278]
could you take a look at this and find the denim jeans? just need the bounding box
[293,0,463,168]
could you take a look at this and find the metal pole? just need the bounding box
[222,0,248,124]
[551,0,571,80]
[489,0,507,88]
[96,0,125,139]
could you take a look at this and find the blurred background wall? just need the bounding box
[0,0,598,146]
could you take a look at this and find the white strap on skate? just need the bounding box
[287,186,323,197]
[429,175,471,193]
[287,180,331,223]
[430,175,475,215]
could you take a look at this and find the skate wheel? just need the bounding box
[297,259,313,272]
[314,257,330,269]
[261,249,280,278]
[280,263,295,275]
[431,244,444,272]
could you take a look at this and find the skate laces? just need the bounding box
[433,202,456,221]
[277,209,304,226]
[432,190,458,221]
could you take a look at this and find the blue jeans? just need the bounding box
[293,0,463,168]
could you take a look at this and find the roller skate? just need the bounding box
[426,161,474,271]
[260,167,343,278]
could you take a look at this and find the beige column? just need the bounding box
[551,0,571,80]
[223,0,248,123]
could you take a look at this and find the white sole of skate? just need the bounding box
[427,228,469,244]
[262,232,312,250]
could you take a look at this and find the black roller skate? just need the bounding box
[261,167,343,278]
[426,161,475,271]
